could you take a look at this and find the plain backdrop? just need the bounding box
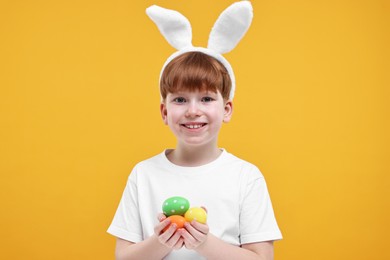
[0,0,389,259]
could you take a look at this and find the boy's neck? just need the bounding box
[167,144,222,167]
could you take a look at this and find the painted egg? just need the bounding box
[163,215,186,232]
[184,207,207,224]
[162,196,190,217]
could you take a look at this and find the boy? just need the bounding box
[108,2,282,259]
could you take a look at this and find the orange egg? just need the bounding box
[163,215,186,232]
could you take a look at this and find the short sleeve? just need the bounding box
[239,168,283,244]
[107,168,143,243]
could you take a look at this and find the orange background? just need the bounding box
[0,0,389,259]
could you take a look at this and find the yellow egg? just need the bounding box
[184,207,207,224]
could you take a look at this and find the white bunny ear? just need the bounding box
[208,1,253,54]
[146,5,193,50]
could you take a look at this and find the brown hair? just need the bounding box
[160,52,232,101]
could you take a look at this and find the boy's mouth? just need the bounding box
[181,123,207,129]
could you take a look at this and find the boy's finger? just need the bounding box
[165,226,182,248]
[159,223,177,242]
[173,237,184,250]
[184,221,200,237]
[157,213,166,222]
[186,221,209,237]
[156,217,171,234]
[180,228,196,244]
[192,221,209,234]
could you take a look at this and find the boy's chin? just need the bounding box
[178,137,218,148]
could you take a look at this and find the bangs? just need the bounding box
[160,52,231,100]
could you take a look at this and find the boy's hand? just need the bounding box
[154,213,184,250]
[181,219,210,250]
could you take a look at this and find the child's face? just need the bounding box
[160,89,232,148]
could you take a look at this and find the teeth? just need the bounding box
[185,124,203,129]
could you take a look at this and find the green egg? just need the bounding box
[162,196,190,217]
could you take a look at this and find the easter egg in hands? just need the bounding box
[163,215,186,232]
[184,207,207,224]
[162,196,190,217]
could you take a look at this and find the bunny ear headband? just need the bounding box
[146,1,253,100]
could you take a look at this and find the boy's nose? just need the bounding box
[185,102,201,117]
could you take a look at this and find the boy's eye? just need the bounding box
[173,97,186,103]
[201,97,214,102]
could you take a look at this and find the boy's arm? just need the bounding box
[115,237,166,260]
[114,217,184,260]
[115,236,171,260]
[198,234,274,260]
[181,221,274,260]
[242,241,274,259]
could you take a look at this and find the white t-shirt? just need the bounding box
[107,149,282,259]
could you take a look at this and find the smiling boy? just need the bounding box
[108,2,282,259]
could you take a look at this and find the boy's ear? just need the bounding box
[223,100,233,123]
[160,103,168,125]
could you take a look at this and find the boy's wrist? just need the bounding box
[150,234,174,255]
[193,233,212,254]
